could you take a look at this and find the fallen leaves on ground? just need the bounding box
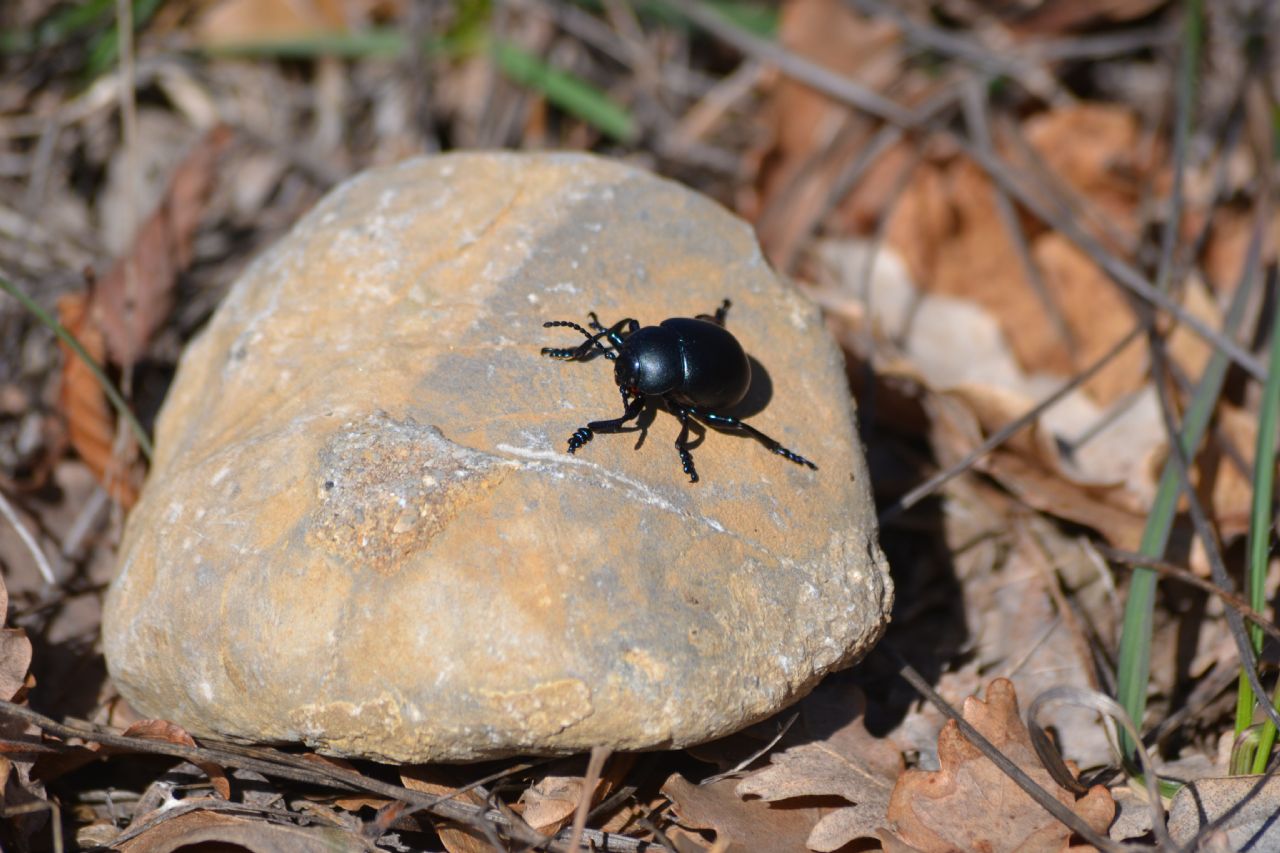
[736,683,902,851]
[92,125,232,370]
[112,806,365,853]
[54,126,229,505]
[56,291,142,508]
[883,678,1114,853]
[663,773,830,853]
[0,572,44,847]
[121,719,231,800]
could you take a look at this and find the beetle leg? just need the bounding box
[672,405,700,483]
[567,392,646,455]
[690,409,818,471]
[588,314,639,350]
[695,299,732,327]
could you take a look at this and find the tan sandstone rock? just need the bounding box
[102,152,893,762]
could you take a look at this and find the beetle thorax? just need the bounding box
[614,325,682,396]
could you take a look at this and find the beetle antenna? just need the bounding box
[541,320,618,360]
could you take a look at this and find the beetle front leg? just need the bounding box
[691,410,818,470]
[566,391,645,455]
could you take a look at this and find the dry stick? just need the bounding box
[0,488,57,586]
[0,700,561,852]
[1099,546,1280,644]
[566,747,611,852]
[673,0,916,127]
[878,322,1143,523]
[844,0,1065,103]
[797,84,959,277]
[881,643,1125,853]
[676,0,1268,382]
[961,78,1077,358]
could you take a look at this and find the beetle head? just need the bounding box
[614,326,681,397]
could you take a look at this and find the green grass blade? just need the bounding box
[1114,0,1206,767]
[0,276,154,461]
[1114,262,1252,764]
[492,40,637,143]
[1246,302,1280,773]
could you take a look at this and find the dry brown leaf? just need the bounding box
[1184,402,1269,540]
[884,678,1114,853]
[1021,104,1152,236]
[0,629,33,704]
[55,293,141,508]
[121,720,231,800]
[400,765,492,853]
[922,385,1148,548]
[1029,234,1148,405]
[92,125,231,370]
[115,806,363,853]
[736,684,902,851]
[1004,0,1169,34]
[195,0,403,46]
[663,774,826,853]
[744,0,907,265]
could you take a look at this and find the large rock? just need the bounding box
[102,153,893,762]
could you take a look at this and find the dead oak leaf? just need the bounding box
[122,719,231,800]
[885,678,1113,853]
[737,684,902,851]
[663,774,827,853]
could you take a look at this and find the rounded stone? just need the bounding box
[102,152,893,762]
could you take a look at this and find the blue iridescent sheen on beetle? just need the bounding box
[540,300,817,483]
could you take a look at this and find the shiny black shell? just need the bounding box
[614,317,751,410]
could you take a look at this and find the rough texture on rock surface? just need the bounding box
[102,152,893,762]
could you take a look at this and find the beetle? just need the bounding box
[540,299,817,482]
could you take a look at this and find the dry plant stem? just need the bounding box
[1151,0,1198,302]
[844,0,1064,103]
[961,78,1076,357]
[672,0,916,126]
[0,276,153,459]
[0,701,563,851]
[699,712,798,786]
[882,643,1125,853]
[879,323,1143,523]
[1100,546,1280,644]
[679,0,1268,381]
[1027,26,1175,62]
[0,488,57,585]
[566,746,611,852]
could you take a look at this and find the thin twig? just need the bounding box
[566,747,611,852]
[879,323,1143,523]
[962,78,1076,357]
[0,488,57,586]
[0,700,562,851]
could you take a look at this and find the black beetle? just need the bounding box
[540,299,817,482]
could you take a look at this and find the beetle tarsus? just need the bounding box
[674,407,699,483]
[566,427,594,453]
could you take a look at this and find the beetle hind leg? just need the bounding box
[673,406,700,483]
[692,410,817,471]
[695,299,731,327]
